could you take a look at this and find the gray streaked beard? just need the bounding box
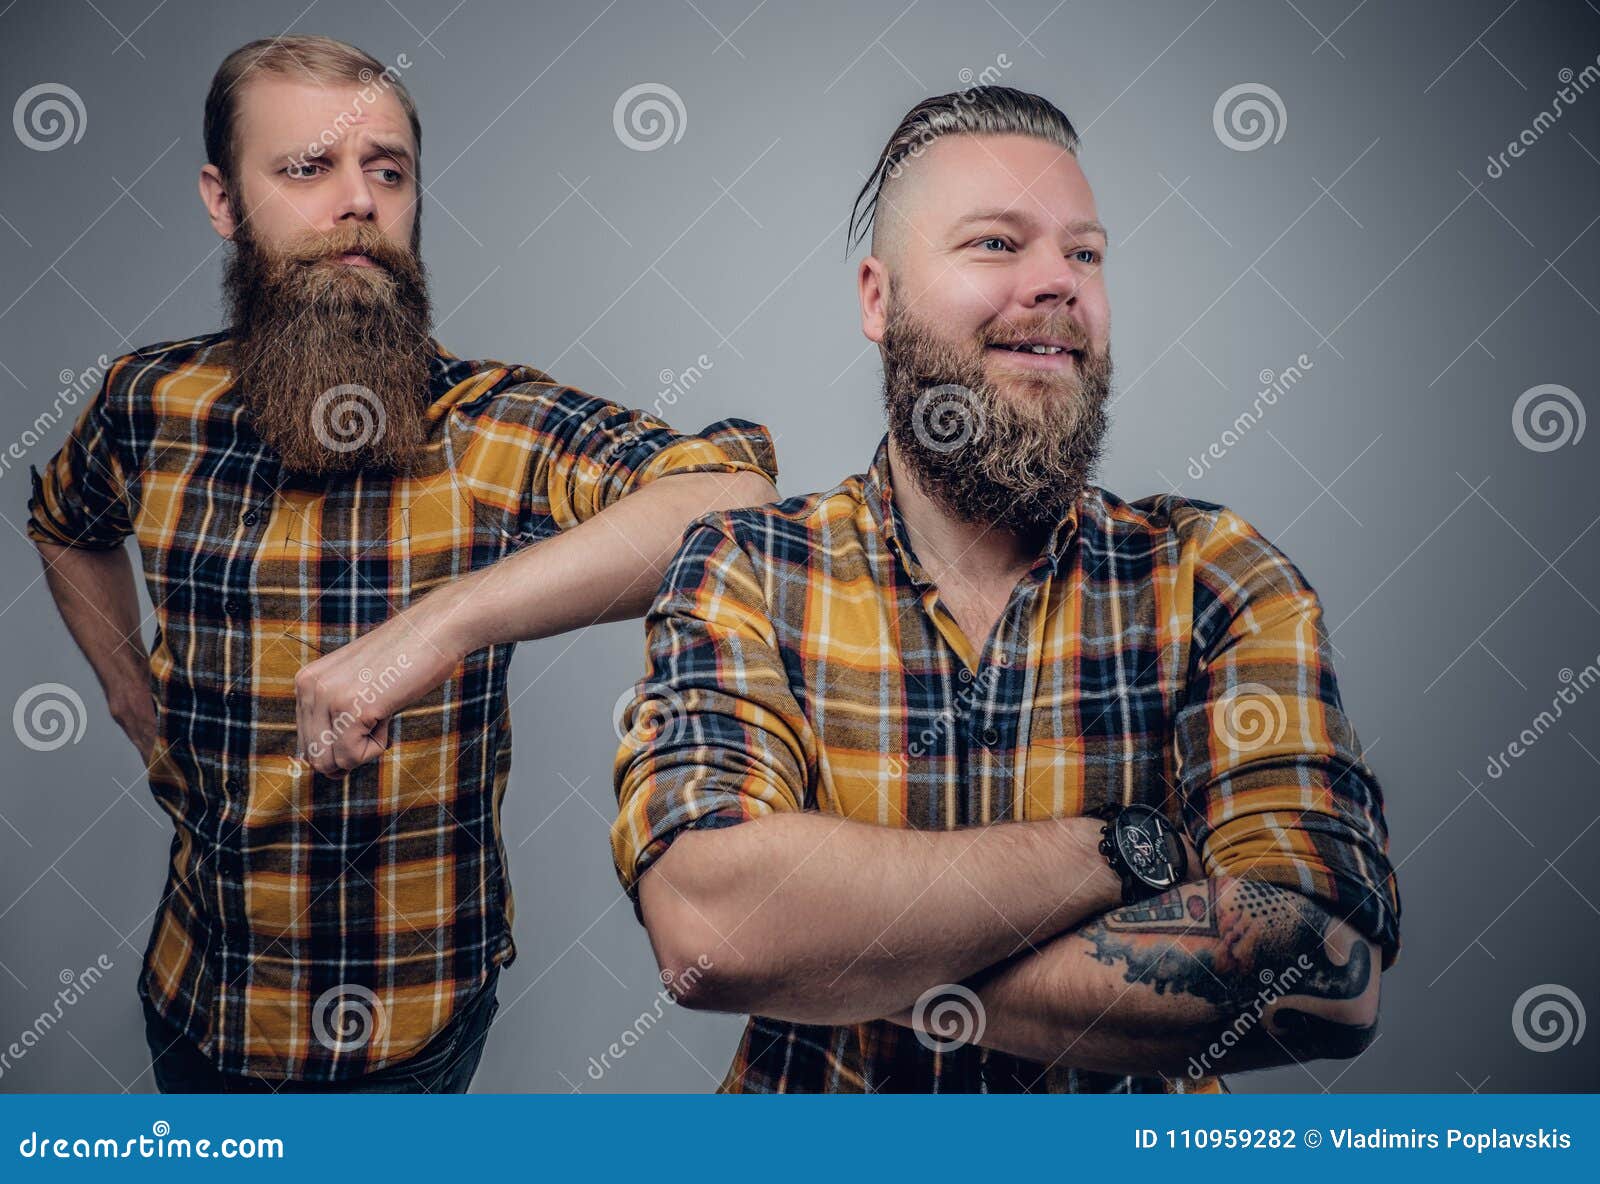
[881,304,1113,535]
[224,218,435,478]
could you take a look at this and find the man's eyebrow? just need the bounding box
[366,140,415,167]
[952,209,1109,240]
[277,139,415,167]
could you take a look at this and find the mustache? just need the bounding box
[270,223,416,272]
[978,317,1091,352]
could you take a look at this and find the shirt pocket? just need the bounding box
[389,478,481,609]
[1018,733,1089,820]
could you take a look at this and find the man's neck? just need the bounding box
[886,436,1047,657]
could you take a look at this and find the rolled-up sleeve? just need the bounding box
[611,518,811,904]
[25,367,134,550]
[1175,508,1402,969]
[492,374,776,531]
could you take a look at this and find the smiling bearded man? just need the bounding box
[881,298,1113,533]
[612,85,1399,1094]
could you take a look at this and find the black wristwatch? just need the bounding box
[1094,803,1188,904]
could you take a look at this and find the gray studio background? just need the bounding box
[2,0,1597,1093]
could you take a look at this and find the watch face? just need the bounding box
[1116,810,1176,888]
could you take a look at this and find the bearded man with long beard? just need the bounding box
[26,35,777,1092]
[613,87,1400,1094]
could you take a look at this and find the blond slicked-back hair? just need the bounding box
[848,86,1080,257]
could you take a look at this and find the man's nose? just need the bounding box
[1017,245,1079,309]
[331,163,377,223]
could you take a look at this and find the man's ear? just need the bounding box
[858,255,890,343]
[199,164,238,240]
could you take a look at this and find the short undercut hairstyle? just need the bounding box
[204,34,422,190]
[848,85,1081,256]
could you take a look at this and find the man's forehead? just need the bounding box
[235,74,413,152]
[913,134,1097,230]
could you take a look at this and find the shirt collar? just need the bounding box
[863,433,1085,582]
[426,337,466,401]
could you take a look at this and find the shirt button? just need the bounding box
[224,777,242,795]
[980,726,1001,747]
[224,599,241,616]
[225,690,240,709]
[241,510,259,527]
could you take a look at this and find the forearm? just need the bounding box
[34,541,153,739]
[894,876,1381,1078]
[420,468,777,654]
[292,469,777,773]
[36,540,148,694]
[643,811,1123,1025]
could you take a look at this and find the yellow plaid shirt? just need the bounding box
[27,331,777,1082]
[613,436,1400,1093]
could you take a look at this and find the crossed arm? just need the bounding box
[888,873,1378,1077]
[640,814,1380,1076]
[616,510,1395,1078]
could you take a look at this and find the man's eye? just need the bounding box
[283,162,321,179]
[1071,247,1100,264]
[976,236,1012,252]
[370,167,403,185]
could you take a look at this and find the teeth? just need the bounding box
[992,342,1071,354]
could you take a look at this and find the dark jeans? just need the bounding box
[142,969,500,1093]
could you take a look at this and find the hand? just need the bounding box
[293,596,473,776]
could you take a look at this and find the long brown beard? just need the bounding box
[224,219,435,477]
[882,304,1113,534]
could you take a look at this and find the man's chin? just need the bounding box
[301,261,397,306]
[980,369,1081,412]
